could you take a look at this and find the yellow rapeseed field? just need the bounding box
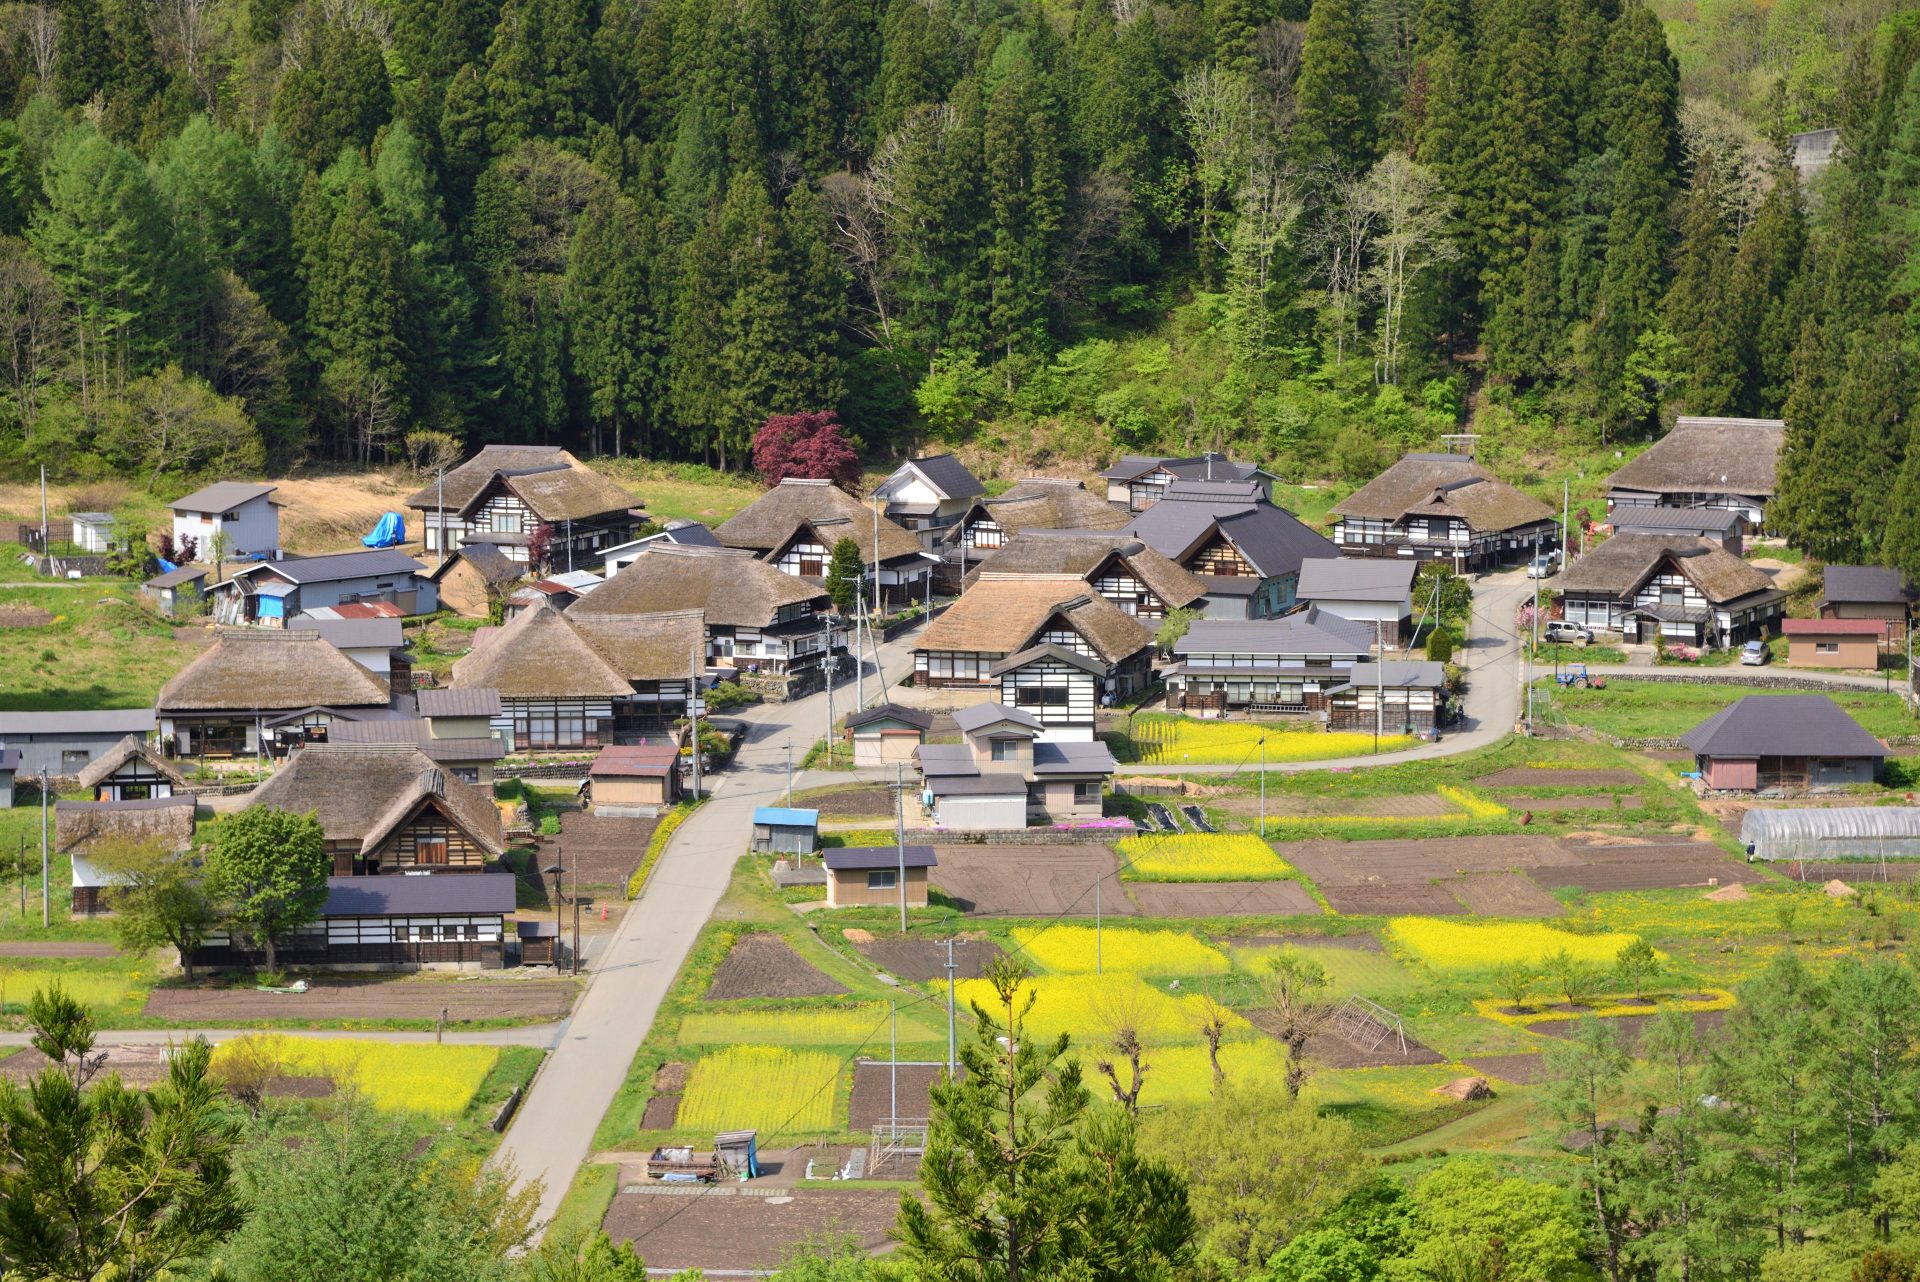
[677,1045,839,1134]
[1076,1041,1290,1107]
[213,1035,499,1118]
[678,1003,941,1046]
[1013,925,1231,976]
[1386,917,1644,971]
[1127,716,1417,764]
[1116,834,1296,882]
[0,970,137,1013]
[953,974,1250,1045]
[1435,785,1510,820]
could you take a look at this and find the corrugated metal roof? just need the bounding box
[238,549,424,585]
[1783,618,1886,636]
[169,481,275,513]
[321,872,516,917]
[0,710,155,735]
[752,807,819,827]
[823,845,937,870]
[416,687,504,718]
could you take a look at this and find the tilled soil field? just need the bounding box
[1127,881,1323,916]
[849,1061,956,1130]
[1319,883,1468,915]
[143,977,579,1022]
[1499,794,1644,812]
[0,941,118,958]
[641,1093,681,1130]
[2,1044,173,1086]
[1527,1008,1728,1048]
[559,812,659,890]
[1280,835,1574,887]
[1241,1011,1445,1068]
[1475,767,1646,789]
[853,936,1002,983]
[603,1187,902,1271]
[1528,841,1764,893]
[930,845,1131,918]
[806,784,895,818]
[1463,1053,1550,1084]
[705,933,849,1000]
[1446,872,1566,917]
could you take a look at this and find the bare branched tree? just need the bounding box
[1093,985,1151,1113]
[1359,151,1458,385]
[1178,66,1259,258]
[1261,949,1336,1102]
[821,169,897,350]
[156,0,222,113]
[0,239,69,448]
[20,5,56,89]
[1194,994,1233,1093]
[1302,165,1374,364]
[1226,151,1301,363]
[1051,167,1131,313]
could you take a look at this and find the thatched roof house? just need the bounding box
[714,478,932,605]
[248,743,505,871]
[75,735,188,801]
[158,630,390,713]
[1604,417,1785,528]
[1558,534,1785,648]
[944,479,1130,568]
[454,603,704,695]
[914,574,1154,694]
[1330,453,1557,572]
[405,443,640,568]
[571,544,827,629]
[60,795,199,914]
[966,530,1207,616]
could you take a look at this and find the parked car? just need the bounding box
[1526,553,1558,579]
[1544,622,1592,645]
[1740,639,1769,666]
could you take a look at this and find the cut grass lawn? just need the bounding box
[1117,834,1297,882]
[1550,680,1917,740]
[212,1035,499,1118]
[1230,943,1421,1003]
[677,1045,840,1134]
[0,585,188,711]
[1013,925,1230,976]
[0,965,141,1013]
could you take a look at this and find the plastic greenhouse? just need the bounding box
[1740,806,1920,863]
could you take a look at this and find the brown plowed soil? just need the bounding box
[604,1188,902,1273]
[806,784,895,818]
[849,1061,955,1130]
[705,933,849,1000]
[1128,881,1323,917]
[1447,873,1565,917]
[1227,933,1382,951]
[641,1093,681,1130]
[1500,794,1644,812]
[930,844,1131,918]
[559,812,660,891]
[1281,835,1573,887]
[0,941,118,958]
[1463,1053,1550,1085]
[1240,1012,1445,1068]
[1320,883,1468,916]
[1,1043,172,1086]
[1476,767,1646,789]
[1527,1008,1727,1048]
[263,1075,335,1099]
[144,977,579,1022]
[854,936,1001,983]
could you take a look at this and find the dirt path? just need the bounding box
[0,941,118,958]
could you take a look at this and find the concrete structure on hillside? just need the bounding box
[169,482,280,562]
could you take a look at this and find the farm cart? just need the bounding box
[646,1146,720,1183]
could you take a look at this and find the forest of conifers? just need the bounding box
[0,0,1909,559]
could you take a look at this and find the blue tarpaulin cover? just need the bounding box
[362,512,406,548]
[156,558,177,573]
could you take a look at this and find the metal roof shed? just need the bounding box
[751,806,819,854]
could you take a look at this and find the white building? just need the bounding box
[168,482,280,561]
[1295,557,1416,647]
[872,455,985,549]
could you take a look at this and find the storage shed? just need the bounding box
[751,807,819,854]
[1742,806,1920,863]
[824,845,936,908]
[1783,618,1885,669]
[588,743,682,815]
[846,704,934,767]
[517,919,558,966]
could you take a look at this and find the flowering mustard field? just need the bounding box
[677,1045,839,1134]
[213,1035,499,1118]
[1116,834,1297,882]
[954,973,1250,1045]
[1126,716,1417,764]
[678,1003,942,1046]
[1013,925,1231,975]
[1387,917,1644,971]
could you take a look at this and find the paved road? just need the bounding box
[492,636,920,1230]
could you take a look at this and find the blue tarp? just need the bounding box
[362,512,406,548]
[156,558,177,573]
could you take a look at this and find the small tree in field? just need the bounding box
[206,807,328,974]
[1492,960,1536,1012]
[90,837,219,981]
[751,411,861,488]
[1613,938,1661,1000]
[823,536,863,614]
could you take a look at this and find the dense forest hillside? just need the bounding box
[0,0,1907,559]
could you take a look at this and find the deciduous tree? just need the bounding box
[205,806,328,975]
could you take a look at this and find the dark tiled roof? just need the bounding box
[146,564,210,588]
[1296,557,1416,601]
[289,616,405,650]
[1608,507,1745,535]
[235,549,424,585]
[1032,741,1117,774]
[326,719,505,763]
[1100,453,1265,484]
[322,872,517,917]
[988,643,1106,678]
[845,704,935,732]
[953,702,1043,734]
[1124,490,1335,581]
[1681,695,1887,759]
[417,687,503,718]
[1176,608,1375,658]
[0,710,155,735]
[1822,565,1911,605]
[823,845,937,871]
[904,455,984,500]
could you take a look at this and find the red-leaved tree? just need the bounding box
[751,411,861,488]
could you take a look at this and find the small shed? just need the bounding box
[588,744,682,815]
[823,844,936,908]
[1681,694,1887,792]
[0,747,20,807]
[1742,806,1920,863]
[517,919,558,966]
[143,564,210,617]
[845,704,934,768]
[751,807,819,854]
[1783,618,1885,669]
[69,512,115,553]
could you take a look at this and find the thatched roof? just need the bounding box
[1332,455,1555,533]
[425,544,525,590]
[247,743,505,857]
[75,736,189,791]
[55,796,196,856]
[1605,418,1785,497]
[405,445,571,511]
[915,574,1153,663]
[1556,535,1777,604]
[452,603,703,696]
[493,462,640,523]
[156,630,391,713]
[570,545,826,628]
[966,530,1207,609]
[944,479,1130,544]
[716,479,924,565]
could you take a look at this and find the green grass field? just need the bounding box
[0,585,188,711]
[1550,680,1917,739]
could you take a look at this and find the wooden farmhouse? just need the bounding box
[941,479,1129,582]
[1123,480,1336,619]
[1325,661,1448,736]
[425,544,525,618]
[189,743,516,970]
[1331,453,1557,572]
[1605,504,1746,553]
[914,702,1116,830]
[872,455,986,549]
[404,443,642,570]
[168,481,281,562]
[210,549,436,625]
[451,602,704,751]
[967,530,1207,620]
[1166,609,1375,716]
[913,574,1154,696]
[715,478,935,607]
[570,544,841,690]
[1603,416,1785,531]
[1554,535,1784,648]
[62,795,197,915]
[1819,566,1912,644]
[587,744,682,815]
[990,644,1105,741]
[845,704,934,767]
[824,845,935,909]
[1682,695,1887,793]
[1101,452,1273,512]
[74,735,188,801]
[155,630,392,760]
[1295,558,1416,647]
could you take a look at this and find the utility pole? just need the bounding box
[784,740,793,808]
[1258,734,1266,835]
[853,582,866,712]
[38,767,48,927]
[889,1000,898,1137]
[1094,871,1102,974]
[943,938,958,1077]
[822,624,839,768]
[894,763,908,932]
[17,834,24,917]
[687,645,703,800]
[571,858,580,977]
[38,465,45,550]
[1374,620,1384,755]
[436,466,446,568]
